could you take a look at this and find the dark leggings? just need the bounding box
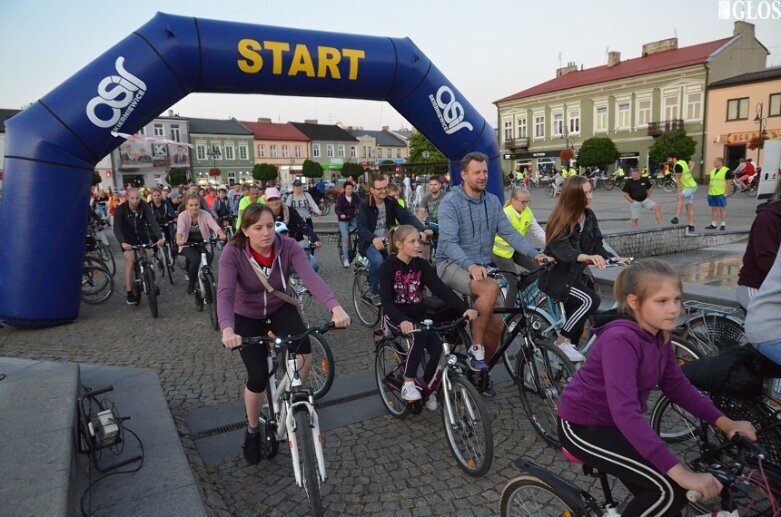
[403,332,442,384]
[181,245,212,289]
[562,277,600,345]
[558,419,687,517]
[234,305,311,394]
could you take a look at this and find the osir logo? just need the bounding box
[429,86,473,135]
[86,57,147,130]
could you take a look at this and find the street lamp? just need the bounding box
[754,102,769,166]
[207,145,221,185]
[422,150,430,176]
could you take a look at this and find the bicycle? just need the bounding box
[336,226,359,267]
[728,174,759,198]
[673,300,746,358]
[351,251,382,328]
[374,316,494,476]
[500,433,778,516]
[658,173,677,193]
[180,238,220,331]
[235,323,339,517]
[154,221,177,286]
[80,256,114,304]
[128,243,160,318]
[85,220,116,277]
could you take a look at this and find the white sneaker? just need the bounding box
[343,258,350,268]
[424,394,437,411]
[558,341,586,362]
[401,383,422,402]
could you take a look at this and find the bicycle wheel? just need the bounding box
[375,340,411,418]
[162,244,175,285]
[500,475,579,517]
[80,265,114,304]
[320,199,330,216]
[277,335,334,400]
[259,403,279,459]
[671,337,702,366]
[144,267,159,318]
[744,184,757,197]
[516,341,576,447]
[502,308,557,379]
[202,270,218,331]
[441,375,493,477]
[293,409,323,517]
[685,315,745,353]
[351,269,380,327]
[95,241,116,276]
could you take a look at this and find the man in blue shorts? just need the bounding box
[705,157,733,230]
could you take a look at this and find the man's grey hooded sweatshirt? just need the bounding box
[436,185,538,269]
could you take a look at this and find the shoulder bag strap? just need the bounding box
[246,255,300,307]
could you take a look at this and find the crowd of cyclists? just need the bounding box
[89,150,781,516]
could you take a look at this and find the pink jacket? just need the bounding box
[176,209,222,251]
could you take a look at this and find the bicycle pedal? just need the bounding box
[408,400,423,415]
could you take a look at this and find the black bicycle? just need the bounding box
[180,239,219,330]
[128,243,160,318]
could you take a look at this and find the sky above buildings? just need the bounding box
[2,0,780,130]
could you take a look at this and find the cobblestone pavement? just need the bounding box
[0,187,760,515]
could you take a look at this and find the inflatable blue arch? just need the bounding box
[0,13,503,328]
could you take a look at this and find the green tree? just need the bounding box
[252,163,278,182]
[302,159,324,179]
[575,137,620,169]
[648,130,697,167]
[341,162,365,181]
[408,132,446,165]
[167,167,187,186]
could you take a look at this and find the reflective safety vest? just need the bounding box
[569,167,577,176]
[677,160,696,189]
[641,167,649,178]
[708,166,730,196]
[493,205,534,258]
[615,168,625,178]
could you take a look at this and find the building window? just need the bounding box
[685,90,702,121]
[595,106,608,132]
[338,145,345,158]
[257,144,265,158]
[211,145,222,160]
[552,113,563,136]
[636,98,651,127]
[295,145,302,158]
[568,111,579,134]
[376,148,382,158]
[327,144,334,157]
[727,98,749,121]
[503,119,513,140]
[154,123,164,136]
[368,147,373,158]
[282,145,289,158]
[769,93,781,117]
[239,145,248,161]
[396,148,401,158]
[616,102,631,130]
[313,144,320,158]
[350,145,357,158]
[270,145,277,158]
[170,125,180,142]
[196,145,206,161]
[517,117,527,138]
[137,126,145,136]
[663,92,680,121]
[224,145,234,160]
[534,115,545,138]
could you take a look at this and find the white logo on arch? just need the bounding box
[429,85,474,135]
[86,57,147,131]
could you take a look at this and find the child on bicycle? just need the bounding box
[379,225,477,409]
[557,258,757,516]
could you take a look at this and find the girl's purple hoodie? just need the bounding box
[217,234,339,330]
[557,317,723,474]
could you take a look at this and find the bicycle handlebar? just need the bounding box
[234,322,337,351]
[411,316,470,334]
[128,243,159,250]
[179,237,223,249]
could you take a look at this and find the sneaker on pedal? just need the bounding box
[242,428,262,465]
[187,285,196,295]
[126,291,138,305]
[401,383,422,402]
[670,217,679,224]
[558,341,585,362]
[468,345,489,371]
[342,258,350,268]
[482,381,497,398]
[424,393,438,411]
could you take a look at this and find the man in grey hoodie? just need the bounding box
[437,152,547,391]
[746,243,781,364]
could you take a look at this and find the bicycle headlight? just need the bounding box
[447,355,457,366]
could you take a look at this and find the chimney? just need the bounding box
[607,51,621,67]
[382,125,389,131]
[733,20,755,38]
[304,119,318,124]
[556,61,578,78]
[168,109,174,117]
[642,38,678,57]
[257,117,272,123]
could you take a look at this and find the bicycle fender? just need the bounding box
[514,458,587,512]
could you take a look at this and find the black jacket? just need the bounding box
[540,209,612,302]
[274,204,318,243]
[356,196,424,255]
[113,200,162,245]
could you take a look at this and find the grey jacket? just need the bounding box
[746,243,781,345]
[436,185,537,269]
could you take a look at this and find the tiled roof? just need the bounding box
[187,117,253,135]
[495,37,734,104]
[348,129,407,146]
[0,108,22,132]
[241,121,309,141]
[709,66,781,88]
[290,122,357,142]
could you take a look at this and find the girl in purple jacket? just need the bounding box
[557,259,756,516]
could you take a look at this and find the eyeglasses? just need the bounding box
[372,186,387,191]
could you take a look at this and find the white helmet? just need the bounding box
[274,221,289,234]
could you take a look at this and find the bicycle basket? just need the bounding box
[689,316,746,350]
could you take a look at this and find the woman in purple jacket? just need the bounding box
[218,204,350,465]
[557,259,756,516]
[335,181,361,268]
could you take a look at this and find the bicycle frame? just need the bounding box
[197,245,212,295]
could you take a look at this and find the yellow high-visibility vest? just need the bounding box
[493,205,533,258]
[708,166,730,196]
[677,160,696,189]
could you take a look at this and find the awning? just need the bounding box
[726,129,781,144]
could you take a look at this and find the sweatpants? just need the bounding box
[561,277,600,344]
